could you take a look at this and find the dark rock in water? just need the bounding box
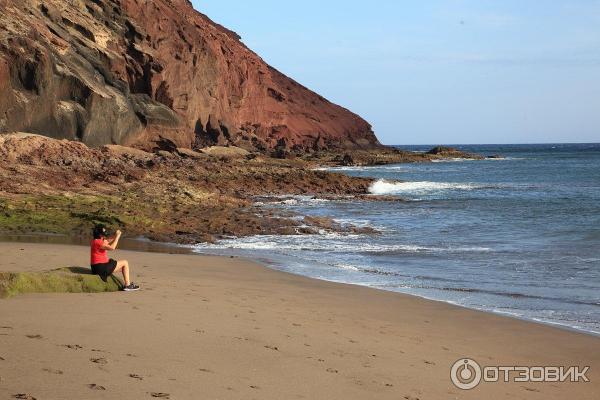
[341,153,354,166]
[427,146,456,155]
[0,0,380,153]
[426,146,484,160]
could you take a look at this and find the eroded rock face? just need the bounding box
[0,0,380,152]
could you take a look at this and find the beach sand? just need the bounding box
[0,242,598,399]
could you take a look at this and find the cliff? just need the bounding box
[0,0,380,153]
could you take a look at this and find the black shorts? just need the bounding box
[91,259,117,281]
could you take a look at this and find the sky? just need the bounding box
[191,0,600,145]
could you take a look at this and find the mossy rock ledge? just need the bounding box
[0,267,122,298]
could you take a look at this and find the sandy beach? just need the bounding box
[0,242,598,399]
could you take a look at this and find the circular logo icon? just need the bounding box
[451,358,482,390]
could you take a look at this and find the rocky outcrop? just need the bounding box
[0,133,375,243]
[0,0,380,152]
[426,146,484,159]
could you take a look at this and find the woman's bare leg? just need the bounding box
[114,260,130,286]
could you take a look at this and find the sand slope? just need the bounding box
[0,242,598,399]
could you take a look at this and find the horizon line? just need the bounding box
[387,142,600,146]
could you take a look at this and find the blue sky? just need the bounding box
[192,1,600,145]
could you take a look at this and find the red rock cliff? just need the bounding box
[0,0,381,152]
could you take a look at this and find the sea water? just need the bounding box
[195,144,600,335]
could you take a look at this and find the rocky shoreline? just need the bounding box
[0,0,488,247]
[0,133,483,244]
[0,133,373,244]
[302,145,484,167]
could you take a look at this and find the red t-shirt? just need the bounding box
[90,238,109,265]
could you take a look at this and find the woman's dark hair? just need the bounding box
[92,224,107,239]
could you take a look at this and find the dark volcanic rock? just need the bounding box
[0,0,380,153]
[427,146,455,155]
[427,146,484,159]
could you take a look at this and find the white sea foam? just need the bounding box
[255,195,332,206]
[430,157,516,162]
[334,263,361,272]
[431,158,475,163]
[194,234,491,254]
[369,179,481,195]
[331,217,387,230]
[315,165,408,172]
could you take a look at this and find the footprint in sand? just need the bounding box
[13,395,37,400]
[25,334,43,339]
[326,368,339,374]
[264,345,279,351]
[1,326,13,329]
[61,344,83,350]
[43,368,63,375]
[90,357,108,364]
[87,384,106,390]
[150,393,170,398]
[198,368,213,374]
[129,374,143,380]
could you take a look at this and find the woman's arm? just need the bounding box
[101,230,122,250]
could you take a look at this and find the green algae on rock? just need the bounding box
[0,267,122,298]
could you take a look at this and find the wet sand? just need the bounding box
[0,242,598,399]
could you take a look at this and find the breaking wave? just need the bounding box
[368,179,486,195]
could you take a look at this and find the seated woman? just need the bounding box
[90,225,140,291]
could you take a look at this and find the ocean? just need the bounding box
[194,144,600,335]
